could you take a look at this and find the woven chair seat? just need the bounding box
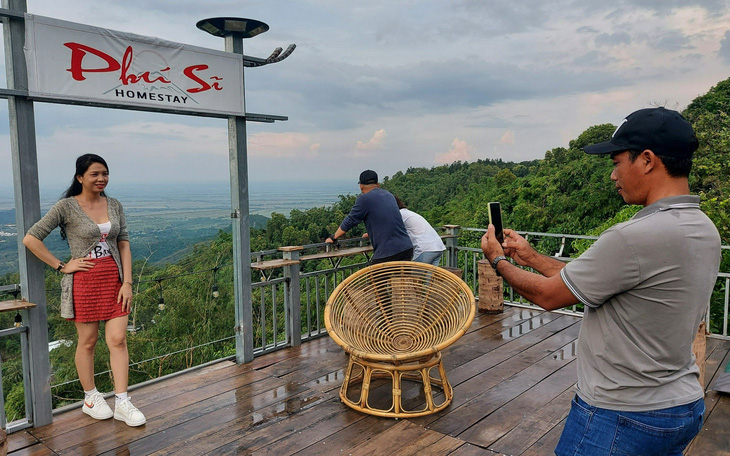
[325,261,475,418]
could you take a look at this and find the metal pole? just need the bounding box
[2,0,53,426]
[225,34,254,363]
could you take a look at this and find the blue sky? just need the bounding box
[2,1,730,195]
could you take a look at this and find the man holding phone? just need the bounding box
[480,107,721,455]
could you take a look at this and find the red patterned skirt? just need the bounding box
[71,256,129,322]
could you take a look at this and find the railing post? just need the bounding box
[280,246,302,347]
[442,225,460,269]
[3,0,53,427]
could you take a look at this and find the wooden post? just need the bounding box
[442,225,460,268]
[692,321,707,391]
[440,266,463,279]
[477,259,503,313]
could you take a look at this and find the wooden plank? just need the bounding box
[424,337,578,436]
[7,442,55,456]
[39,370,286,453]
[521,419,566,456]
[448,443,499,455]
[299,246,373,262]
[30,361,260,442]
[31,360,242,440]
[415,318,581,427]
[249,402,368,455]
[0,299,36,312]
[446,315,579,386]
[250,337,335,370]
[685,395,730,456]
[441,310,567,373]
[6,431,39,453]
[300,367,349,394]
[685,341,730,455]
[341,420,463,456]
[259,342,348,378]
[705,339,730,391]
[489,387,574,455]
[178,394,347,455]
[250,259,299,271]
[98,386,336,456]
[292,414,400,456]
[460,361,577,447]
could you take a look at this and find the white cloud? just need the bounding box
[498,131,515,145]
[249,132,320,158]
[355,129,386,151]
[436,138,474,164]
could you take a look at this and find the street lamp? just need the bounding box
[196,17,269,39]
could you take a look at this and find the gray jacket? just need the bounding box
[26,197,129,319]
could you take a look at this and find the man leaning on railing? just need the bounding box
[481,107,721,456]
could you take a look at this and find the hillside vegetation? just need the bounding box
[1,76,729,418]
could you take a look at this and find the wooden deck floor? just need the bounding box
[7,306,730,455]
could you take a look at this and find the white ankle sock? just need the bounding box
[84,387,99,400]
[115,391,128,406]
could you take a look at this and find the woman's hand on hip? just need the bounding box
[61,258,94,273]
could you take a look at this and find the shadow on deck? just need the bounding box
[7,306,730,455]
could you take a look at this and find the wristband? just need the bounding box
[491,255,508,271]
[329,235,337,242]
[56,261,65,272]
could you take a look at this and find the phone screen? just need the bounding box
[488,202,504,244]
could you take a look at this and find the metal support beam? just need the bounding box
[226,34,254,363]
[2,0,52,426]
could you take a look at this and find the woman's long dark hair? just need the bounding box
[60,154,109,240]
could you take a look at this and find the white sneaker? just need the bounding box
[82,391,113,420]
[114,398,146,427]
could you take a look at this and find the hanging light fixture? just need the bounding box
[157,280,165,311]
[212,266,220,299]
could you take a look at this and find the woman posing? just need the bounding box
[23,154,145,427]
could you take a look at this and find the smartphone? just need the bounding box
[488,202,504,244]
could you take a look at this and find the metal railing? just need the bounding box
[0,284,34,432]
[0,227,728,431]
[453,227,730,337]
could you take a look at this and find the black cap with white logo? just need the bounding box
[583,107,698,158]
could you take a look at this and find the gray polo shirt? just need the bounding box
[561,195,721,411]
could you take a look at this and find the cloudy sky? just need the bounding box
[2,0,730,195]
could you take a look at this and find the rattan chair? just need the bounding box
[325,261,476,418]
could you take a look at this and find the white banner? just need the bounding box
[24,15,245,116]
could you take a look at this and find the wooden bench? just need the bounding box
[300,245,373,268]
[249,245,373,280]
[0,299,36,313]
[250,259,300,281]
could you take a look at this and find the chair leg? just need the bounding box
[393,370,402,415]
[422,366,435,412]
[360,363,373,409]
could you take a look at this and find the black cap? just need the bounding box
[358,170,378,185]
[583,107,698,158]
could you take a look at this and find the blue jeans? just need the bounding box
[413,250,443,266]
[555,395,704,456]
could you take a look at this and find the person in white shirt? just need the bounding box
[394,196,446,266]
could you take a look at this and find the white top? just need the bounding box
[87,221,112,259]
[399,208,445,259]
